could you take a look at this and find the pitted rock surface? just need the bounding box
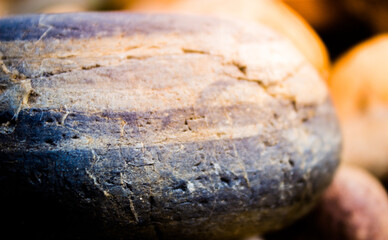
[0,13,341,240]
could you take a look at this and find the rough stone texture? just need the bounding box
[128,0,330,79]
[0,13,341,239]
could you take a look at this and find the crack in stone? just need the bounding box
[181,48,208,55]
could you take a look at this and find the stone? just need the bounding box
[329,34,388,180]
[315,165,388,240]
[128,0,330,78]
[0,13,340,239]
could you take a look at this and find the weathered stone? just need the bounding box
[0,13,341,239]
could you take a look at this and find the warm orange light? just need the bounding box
[329,35,388,179]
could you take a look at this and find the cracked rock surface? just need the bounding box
[0,13,341,239]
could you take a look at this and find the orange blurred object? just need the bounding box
[1,0,92,14]
[283,0,343,30]
[285,0,388,33]
[128,0,330,79]
[0,1,9,17]
[341,0,388,32]
[40,3,86,13]
[329,34,388,179]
